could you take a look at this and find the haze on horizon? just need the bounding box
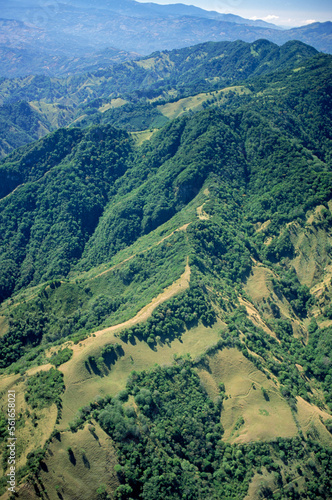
[136,0,332,27]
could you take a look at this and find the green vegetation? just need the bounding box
[94,360,332,500]
[0,39,331,499]
[50,347,73,367]
[118,285,216,343]
[0,125,133,303]
[0,229,187,368]
[0,40,321,158]
[24,368,65,409]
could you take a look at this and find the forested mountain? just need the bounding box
[0,39,332,500]
[0,39,320,157]
[0,0,331,77]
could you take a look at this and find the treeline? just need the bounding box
[24,368,65,409]
[0,231,187,369]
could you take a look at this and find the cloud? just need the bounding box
[263,15,280,21]
[303,19,317,24]
[249,14,279,22]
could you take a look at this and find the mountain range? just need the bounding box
[0,34,332,499]
[0,39,321,158]
[0,0,331,77]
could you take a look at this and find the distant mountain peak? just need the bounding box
[0,0,330,79]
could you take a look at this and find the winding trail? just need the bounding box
[0,183,24,202]
[92,223,190,280]
[60,257,191,377]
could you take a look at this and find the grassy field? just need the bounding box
[244,465,306,500]
[157,86,250,120]
[29,101,74,130]
[60,317,222,430]
[37,423,120,500]
[0,373,58,491]
[136,53,174,71]
[244,265,292,319]
[198,348,298,443]
[131,129,156,146]
[244,266,271,303]
[296,396,332,446]
[98,98,127,113]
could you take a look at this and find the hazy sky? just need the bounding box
[136,0,332,27]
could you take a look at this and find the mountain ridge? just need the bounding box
[0,35,331,500]
[0,0,331,78]
[0,39,322,158]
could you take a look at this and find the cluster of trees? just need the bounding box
[118,285,216,344]
[271,268,313,317]
[93,359,332,499]
[0,309,48,368]
[85,343,124,376]
[303,320,332,411]
[24,368,65,409]
[241,108,331,226]
[0,101,52,159]
[76,101,169,132]
[188,219,252,283]
[50,347,73,367]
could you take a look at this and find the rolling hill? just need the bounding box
[0,39,331,500]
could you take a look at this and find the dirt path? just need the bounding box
[60,257,191,378]
[197,202,210,220]
[0,183,24,202]
[92,223,190,280]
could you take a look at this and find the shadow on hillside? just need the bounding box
[68,449,76,465]
[82,454,90,469]
[84,345,125,376]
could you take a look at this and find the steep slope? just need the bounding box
[0,101,53,158]
[0,44,332,500]
[0,125,133,303]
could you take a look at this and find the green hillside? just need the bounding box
[0,40,332,500]
[0,39,319,157]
